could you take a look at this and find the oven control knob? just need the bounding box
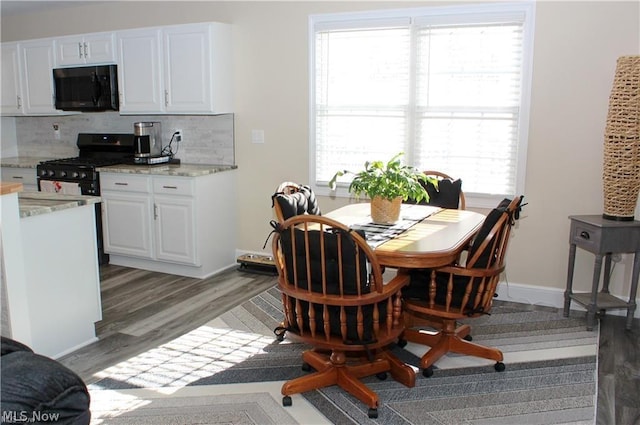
[59,171,67,178]
[48,170,55,177]
[72,171,79,178]
[40,169,47,176]
[80,172,88,179]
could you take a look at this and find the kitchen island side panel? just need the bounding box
[20,203,101,358]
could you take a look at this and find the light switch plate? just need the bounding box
[251,129,265,144]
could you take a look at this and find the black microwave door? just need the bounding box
[91,73,103,106]
[53,65,118,111]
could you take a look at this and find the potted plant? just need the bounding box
[329,152,437,223]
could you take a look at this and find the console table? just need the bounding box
[564,215,640,330]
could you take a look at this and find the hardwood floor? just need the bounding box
[58,264,639,424]
[57,264,277,384]
[596,313,640,425]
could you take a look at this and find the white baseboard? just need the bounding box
[496,280,640,319]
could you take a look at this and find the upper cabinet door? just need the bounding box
[55,32,116,66]
[164,23,232,114]
[20,39,59,114]
[1,42,24,115]
[117,22,233,115]
[163,23,212,113]
[116,28,164,113]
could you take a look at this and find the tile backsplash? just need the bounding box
[14,113,234,164]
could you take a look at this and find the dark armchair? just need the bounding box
[400,196,524,377]
[271,215,415,418]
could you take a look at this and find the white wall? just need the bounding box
[2,1,639,306]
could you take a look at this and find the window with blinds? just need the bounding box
[310,2,535,206]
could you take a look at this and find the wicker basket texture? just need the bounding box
[603,55,640,220]
[370,196,402,224]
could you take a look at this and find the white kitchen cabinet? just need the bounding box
[102,192,154,259]
[154,195,196,264]
[1,43,23,115]
[100,173,199,266]
[117,22,232,115]
[100,173,154,258]
[1,39,61,116]
[101,174,197,264]
[152,176,197,264]
[20,39,59,115]
[54,32,116,66]
[100,169,236,278]
[1,167,38,192]
[115,28,164,113]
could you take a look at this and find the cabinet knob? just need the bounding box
[580,231,590,240]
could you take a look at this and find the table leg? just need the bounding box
[602,253,612,294]
[626,251,640,330]
[564,243,577,317]
[586,254,604,331]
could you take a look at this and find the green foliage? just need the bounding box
[328,152,436,203]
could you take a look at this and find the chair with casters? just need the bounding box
[399,196,524,377]
[407,170,465,209]
[271,181,321,222]
[271,215,415,418]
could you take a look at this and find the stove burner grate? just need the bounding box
[40,157,125,167]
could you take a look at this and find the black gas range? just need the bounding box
[37,133,136,195]
[37,133,136,264]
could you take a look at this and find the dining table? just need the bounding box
[324,203,486,269]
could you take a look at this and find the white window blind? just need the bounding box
[315,25,410,183]
[310,3,535,205]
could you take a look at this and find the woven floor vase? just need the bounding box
[603,55,640,221]
[370,196,402,224]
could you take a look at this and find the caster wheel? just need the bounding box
[282,396,292,407]
[368,408,378,419]
[422,366,434,378]
[376,372,388,380]
[397,339,407,348]
[301,362,311,372]
[463,334,473,341]
[494,362,506,372]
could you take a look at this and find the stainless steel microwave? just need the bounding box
[53,64,119,112]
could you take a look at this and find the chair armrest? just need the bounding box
[435,264,505,279]
[382,272,410,294]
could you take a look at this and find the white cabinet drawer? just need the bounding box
[153,177,194,196]
[100,173,150,193]
[1,167,37,185]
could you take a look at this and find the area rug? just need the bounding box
[89,286,598,424]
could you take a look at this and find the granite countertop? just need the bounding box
[2,156,238,177]
[18,192,101,218]
[1,156,59,168]
[97,163,238,177]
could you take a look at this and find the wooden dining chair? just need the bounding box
[271,181,321,222]
[399,196,524,377]
[271,215,415,418]
[407,170,465,209]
